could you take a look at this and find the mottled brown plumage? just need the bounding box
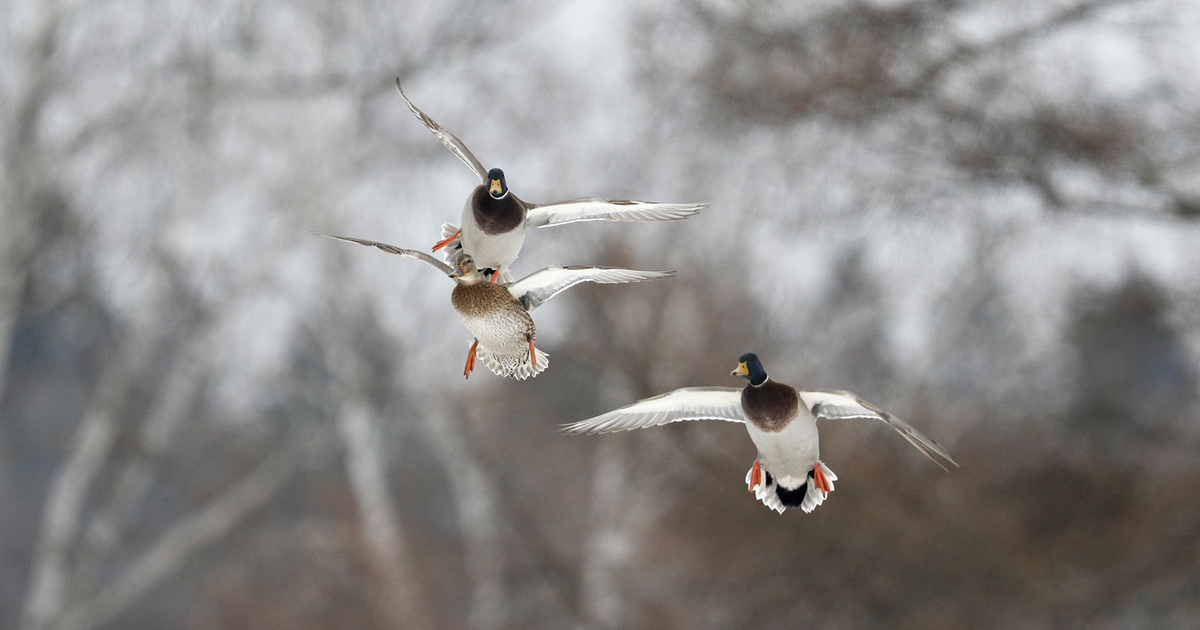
[741,380,800,433]
[449,256,543,379]
[450,272,527,317]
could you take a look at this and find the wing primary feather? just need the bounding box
[394,78,488,183]
[801,389,958,470]
[880,414,958,471]
[526,199,708,228]
[561,387,744,435]
[510,267,675,312]
[853,398,959,470]
[313,232,455,277]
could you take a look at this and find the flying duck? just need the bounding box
[396,79,706,283]
[319,234,674,379]
[564,353,957,513]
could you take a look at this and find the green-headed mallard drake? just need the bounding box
[564,353,957,513]
[395,79,706,283]
[320,234,674,379]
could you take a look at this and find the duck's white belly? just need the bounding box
[744,411,820,489]
[456,307,541,378]
[457,310,532,355]
[459,199,526,272]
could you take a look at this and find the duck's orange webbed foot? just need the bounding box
[463,339,478,378]
[748,460,762,492]
[432,229,461,252]
[812,463,831,497]
[528,338,536,369]
[490,267,501,283]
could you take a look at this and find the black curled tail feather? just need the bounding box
[773,474,809,508]
[749,463,836,514]
[760,463,837,513]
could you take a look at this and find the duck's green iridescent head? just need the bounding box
[487,168,507,198]
[732,353,768,386]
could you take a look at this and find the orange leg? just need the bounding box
[489,267,501,283]
[748,460,762,491]
[528,338,537,369]
[432,228,461,252]
[812,463,831,496]
[463,339,478,378]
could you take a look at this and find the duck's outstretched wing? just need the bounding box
[316,233,455,276]
[524,199,707,228]
[395,79,488,184]
[507,266,674,312]
[798,389,959,471]
[562,387,745,435]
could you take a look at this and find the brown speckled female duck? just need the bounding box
[565,353,958,513]
[320,234,673,379]
[395,79,706,282]
[448,255,541,379]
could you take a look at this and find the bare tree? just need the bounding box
[421,401,509,630]
[4,0,1200,628]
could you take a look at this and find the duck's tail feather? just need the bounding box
[438,223,463,263]
[746,461,837,514]
[747,467,786,514]
[796,460,836,513]
[475,343,549,380]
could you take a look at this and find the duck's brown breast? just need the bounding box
[471,186,525,235]
[452,281,522,316]
[741,381,799,433]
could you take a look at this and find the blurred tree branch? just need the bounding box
[421,401,508,630]
[53,438,309,630]
[335,401,432,630]
[321,293,435,630]
[0,0,66,404]
[18,270,167,630]
[646,0,1196,218]
[579,434,631,629]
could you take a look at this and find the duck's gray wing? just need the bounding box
[525,198,707,228]
[395,79,488,184]
[506,266,674,312]
[316,233,455,276]
[563,387,745,435]
[797,389,959,471]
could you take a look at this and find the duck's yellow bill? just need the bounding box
[731,362,749,376]
[489,178,503,195]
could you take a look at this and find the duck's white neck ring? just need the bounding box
[750,374,769,387]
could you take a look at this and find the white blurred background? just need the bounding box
[3,0,1200,628]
